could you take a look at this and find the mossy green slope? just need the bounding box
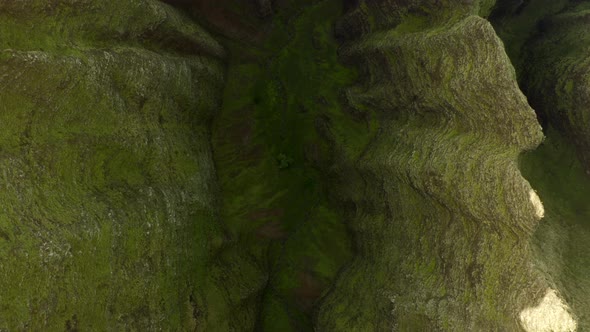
[0,1,225,330]
[317,1,552,330]
[209,0,359,330]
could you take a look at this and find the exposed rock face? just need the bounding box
[316,0,563,330]
[0,1,225,330]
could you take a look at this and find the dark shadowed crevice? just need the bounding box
[169,0,360,330]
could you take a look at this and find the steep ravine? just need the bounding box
[205,0,360,330]
[0,0,587,331]
[205,0,583,330]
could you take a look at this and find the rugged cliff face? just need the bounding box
[317,1,557,330]
[0,0,587,331]
[0,1,225,330]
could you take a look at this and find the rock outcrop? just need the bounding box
[316,1,572,330]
